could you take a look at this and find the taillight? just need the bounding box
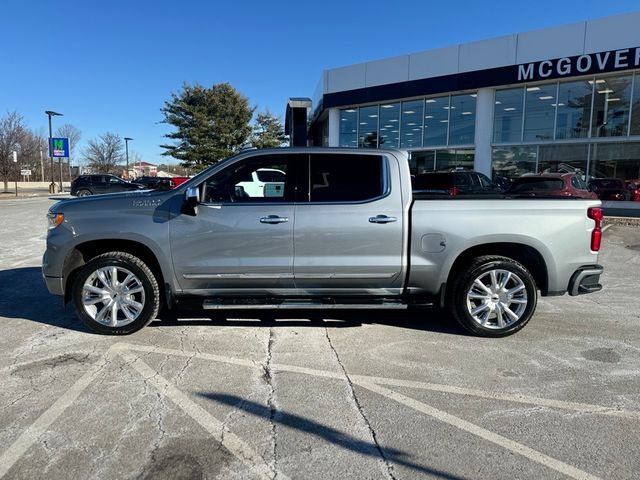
[587,207,603,252]
[449,186,459,197]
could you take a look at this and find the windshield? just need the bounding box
[257,170,285,182]
[509,178,564,192]
[593,179,625,188]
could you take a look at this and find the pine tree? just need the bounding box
[160,82,254,170]
[251,110,287,149]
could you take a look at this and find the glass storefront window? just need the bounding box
[537,144,588,177]
[555,80,592,139]
[590,142,640,180]
[424,96,449,146]
[493,88,524,143]
[435,149,475,170]
[358,105,379,148]
[492,146,537,178]
[400,100,424,149]
[449,93,476,145]
[523,83,557,142]
[339,109,358,147]
[632,75,640,136]
[378,103,399,148]
[409,150,435,174]
[591,75,633,138]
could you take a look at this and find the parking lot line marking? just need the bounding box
[0,347,115,479]
[349,375,640,420]
[118,351,289,480]
[121,343,640,420]
[357,381,602,480]
[116,343,258,368]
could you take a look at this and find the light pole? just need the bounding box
[124,137,133,179]
[45,110,63,193]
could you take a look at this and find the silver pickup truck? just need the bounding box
[43,148,604,337]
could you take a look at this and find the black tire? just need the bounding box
[449,255,537,337]
[77,189,92,197]
[72,251,160,335]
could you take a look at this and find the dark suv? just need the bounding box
[412,170,502,196]
[70,175,145,197]
[588,178,630,201]
[132,176,174,191]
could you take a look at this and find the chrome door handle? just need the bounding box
[369,215,398,224]
[260,215,289,224]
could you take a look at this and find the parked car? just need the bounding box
[492,174,512,191]
[171,176,190,188]
[625,179,640,201]
[507,173,597,199]
[133,176,174,191]
[412,170,502,196]
[44,148,603,338]
[236,167,286,197]
[588,178,631,201]
[70,175,145,196]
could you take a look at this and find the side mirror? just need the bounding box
[185,187,199,206]
[182,187,199,216]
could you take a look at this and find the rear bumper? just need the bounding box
[568,265,603,296]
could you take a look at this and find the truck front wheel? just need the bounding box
[72,251,160,335]
[450,255,537,337]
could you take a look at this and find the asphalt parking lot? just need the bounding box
[0,196,639,480]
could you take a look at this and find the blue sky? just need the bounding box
[1,1,637,166]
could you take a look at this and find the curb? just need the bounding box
[604,216,640,228]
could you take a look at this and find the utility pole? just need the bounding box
[124,137,133,179]
[40,147,44,182]
[45,110,63,193]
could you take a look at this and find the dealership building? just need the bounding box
[303,12,640,182]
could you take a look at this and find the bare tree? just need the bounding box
[0,111,27,192]
[55,123,82,163]
[17,130,48,182]
[82,132,124,174]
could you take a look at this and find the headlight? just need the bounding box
[47,211,64,230]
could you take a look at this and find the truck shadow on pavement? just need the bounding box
[0,267,467,336]
[199,392,467,480]
[0,267,93,333]
[155,307,468,336]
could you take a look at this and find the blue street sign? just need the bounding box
[50,137,70,158]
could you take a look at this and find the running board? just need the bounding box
[201,299,426,310]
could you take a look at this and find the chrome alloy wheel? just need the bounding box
[82,266,146,327]
[465,269,528,329]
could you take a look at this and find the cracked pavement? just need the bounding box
[0,197,639,479]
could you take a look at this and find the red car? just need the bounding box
[171,176,190,188]
[624,179,640,201]
[507,173,597,199]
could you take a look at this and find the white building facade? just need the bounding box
[308,13,640,182]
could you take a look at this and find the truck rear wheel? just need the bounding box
[450,255,537,337]
[72,251,160,335]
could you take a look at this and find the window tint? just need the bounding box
[203,155,295,203]
[256,169,285,183]
[453,172,474,187]
[570,176,581,189]
[509,178,564,192]
[477,173,493,188]
[309,154,385,202]
[412,173,452,189]
[108,176,121,183]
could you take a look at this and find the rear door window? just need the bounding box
[308,154,386,202]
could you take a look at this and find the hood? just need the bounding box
[49,189,173,213]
